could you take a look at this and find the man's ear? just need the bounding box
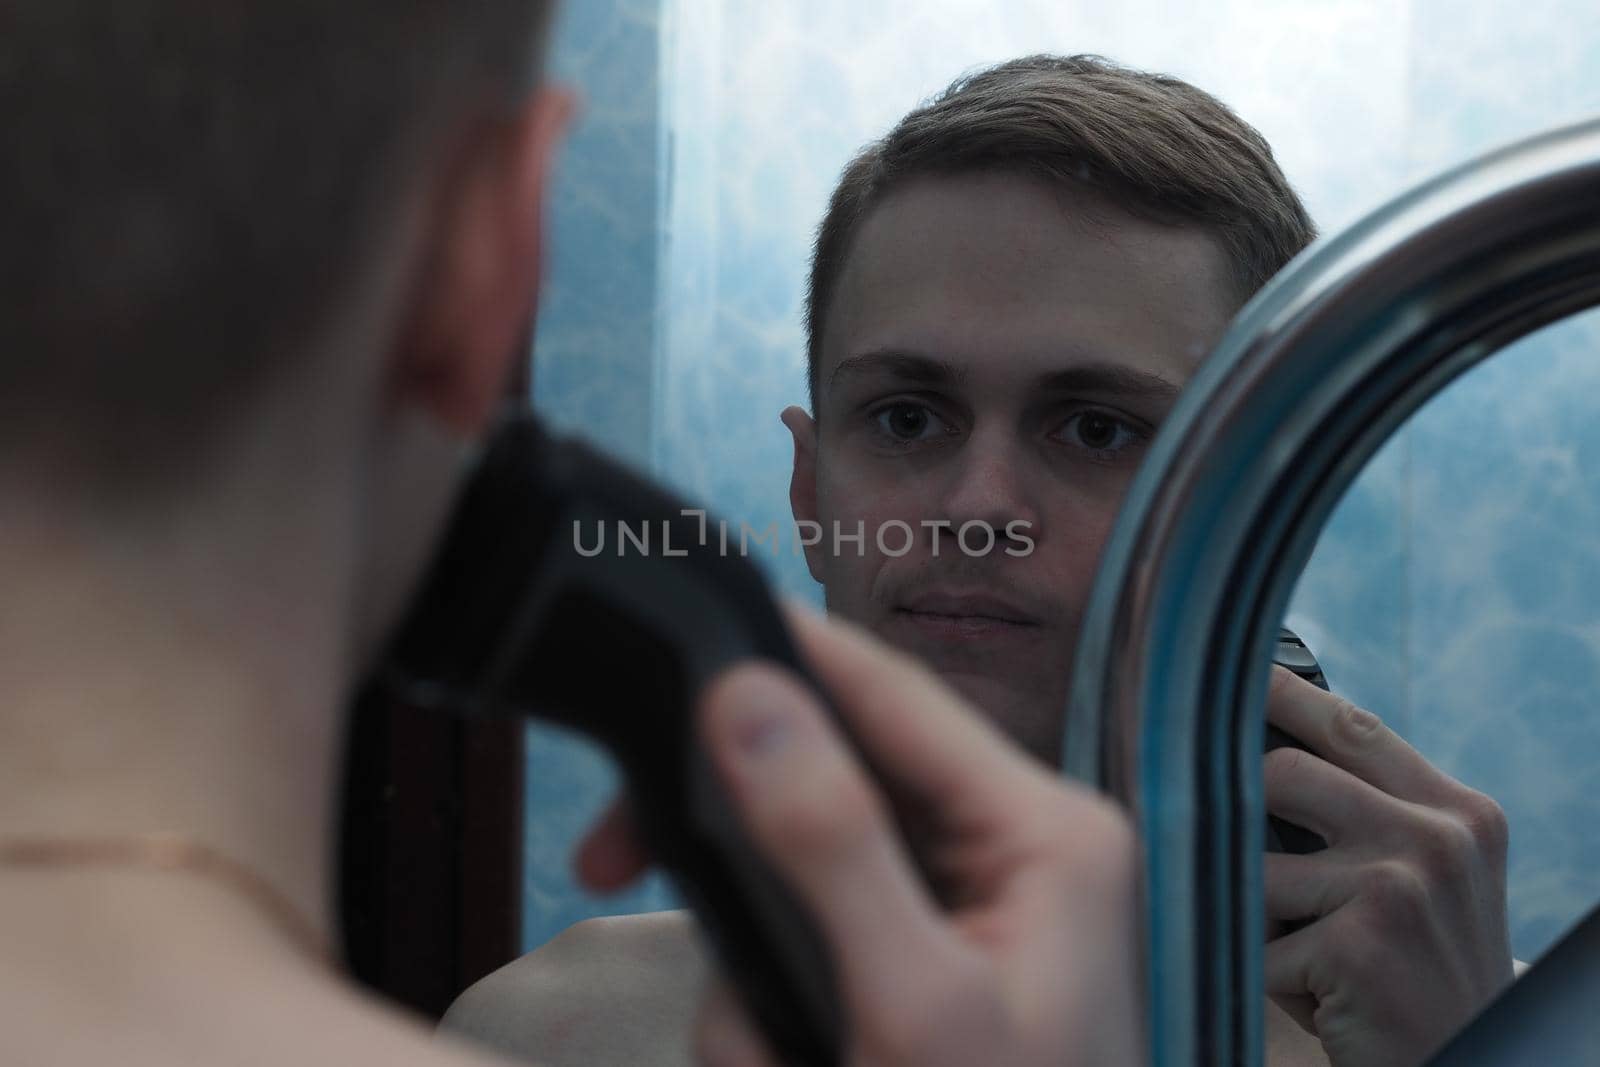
[391,87,576,435]
[781,405,824,584]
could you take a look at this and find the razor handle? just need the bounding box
[380,414,845,1067]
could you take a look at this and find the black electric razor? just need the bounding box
[375,411,846,1067]
[1266,627,1330,855]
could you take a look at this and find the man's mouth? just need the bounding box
[893,591,1043,638]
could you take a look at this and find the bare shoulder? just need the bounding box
[440,910,709,1067]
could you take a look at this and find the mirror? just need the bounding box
[1265,306,1600,1062]
[517,0,1600,972]
[1288,305,1600,969]
[1065,104,1600,1065]
[334,2,1600,1065]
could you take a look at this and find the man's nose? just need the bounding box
[933,431,1042,552]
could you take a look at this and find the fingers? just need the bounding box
[1269,992,1320,1039]
[697,610,1145,1067]
[1263,915,1326,1001]
[1266,667,1453,805]
[1263,851,1356,921]
[573,796,650,892]
[784,606,1130,907]
[700,661,964,1005]
[783,606,1068,828]
[1262,742,1397,846]
[1265,865,1434,1005]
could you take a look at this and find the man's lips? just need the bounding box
[894,591,1043,630]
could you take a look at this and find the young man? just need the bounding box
[0,11,1144,1067]
[446,55,1516,1067]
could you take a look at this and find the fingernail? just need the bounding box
[732,706,792,758]
[719,669,806,761]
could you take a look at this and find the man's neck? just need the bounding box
[0,487,356,965]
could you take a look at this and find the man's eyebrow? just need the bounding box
[826,350,966,392]
[1035,363,1183,402]
[828,350,1182,403]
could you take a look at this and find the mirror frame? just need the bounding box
[1064,116,1600,1066]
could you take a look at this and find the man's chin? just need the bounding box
[837,609,1066,758]
[919,666,1066,765]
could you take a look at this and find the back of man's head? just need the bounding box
[1,1,553,494]
[805,53,1317,411]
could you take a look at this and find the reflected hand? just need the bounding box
[1262,667,1514,1067]
[579,608,1145,1067]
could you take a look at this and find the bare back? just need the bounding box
[0,871,530,1067]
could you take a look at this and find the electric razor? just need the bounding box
[376,411,847,1067]
[1266,627,1330,854]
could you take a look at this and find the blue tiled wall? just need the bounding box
[522,0,678,954]
[525,0,1600,964]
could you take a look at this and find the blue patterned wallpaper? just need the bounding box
[522,0,678,953]
[524,0,1600,964]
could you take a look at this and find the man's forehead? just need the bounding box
[818,171,1235,401]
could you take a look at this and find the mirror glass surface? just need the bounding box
[1284,306,1600,969]
[492,0,1600,1049]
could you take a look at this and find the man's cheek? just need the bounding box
[1039,497,1122,564]
[818,551,885,625]
[819,481,924,550]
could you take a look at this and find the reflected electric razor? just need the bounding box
[375,411,846,1067]
[1266,627,1331,854]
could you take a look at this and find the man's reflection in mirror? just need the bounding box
[444,55,1516,1067]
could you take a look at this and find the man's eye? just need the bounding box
[1055,409,1144,456]
[871,402,947,442]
